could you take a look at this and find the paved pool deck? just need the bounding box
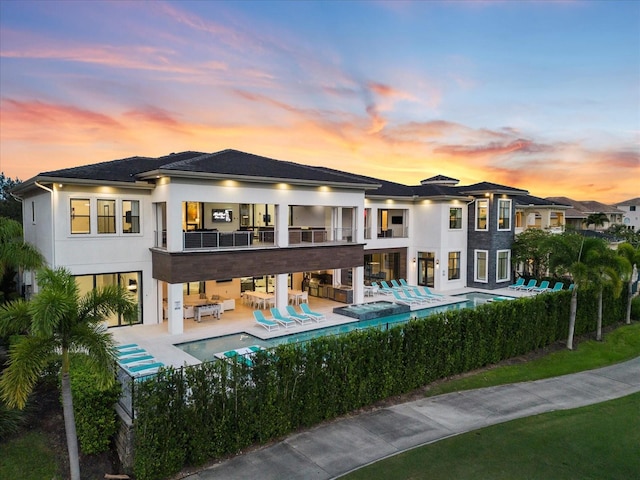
[185,356,640,480]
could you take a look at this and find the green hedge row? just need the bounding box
[133,287,626,480]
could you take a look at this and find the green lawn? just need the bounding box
[345,392,640,480]
[426,322,640,397]
[0,430,62,480]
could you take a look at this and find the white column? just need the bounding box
[275,273,288,309]
[275,203,288,247]
[353,266,365,304]
[167,282,184,335]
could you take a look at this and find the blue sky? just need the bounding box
[1,0,638,202]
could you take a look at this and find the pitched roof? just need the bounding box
[20,149,380,190]
[614,197,640,206]
[512,194,571,208]
[420,175,460,185]
[39,152,205,183]
[458,182,528,196]
[545,197,623,216]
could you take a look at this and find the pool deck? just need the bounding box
[111,287,535,369]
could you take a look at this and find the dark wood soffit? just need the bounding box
[151,244,365,284]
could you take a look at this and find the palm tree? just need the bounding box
[617,243,640,324]
[0,267,138,480]
[584,212,609,231]
[548,233,605,349]
[583,244,623,341]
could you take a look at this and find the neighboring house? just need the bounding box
[13,149,534,335]
[615,197,640,231]
[545,196,624,231]
[513,195,570,234]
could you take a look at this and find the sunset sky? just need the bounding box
[1,0,638,203]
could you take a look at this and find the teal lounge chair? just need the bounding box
[568,284,575,291]
[532,280,550,293]
[401,289,430,304]
[270,308,297,329]
[392,290,420,306]
[518,279,538,291]
[300,303,326,321]
[118,354,154,365]
[125,361,164,374]
[391,279,404,290]
[223,350,253,367]
[117,348,146,358]
[507,278,525,290]
[285,305,313,325]
[421,286,444,298]
[549,282,564,292]
[253,310,280,331]
[412,287,437,302]
[116,343,139,351]
[378,281,395,295]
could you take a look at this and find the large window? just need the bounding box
[97,199,116,234]
[75,272,141,327]
[448,251,460,280]
[498,199,511,230]
[122,200,140,233]
[475,250,488,282]
[70,199,90,234]
[476,199,488,230]
[449,207,462,229]
[497,250,511,282]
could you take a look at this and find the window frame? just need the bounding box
[447,251,461,280]
[476,199,489,231]
[497,199,512,231]
[474,249,488,283]
[122,199,141,234]
[449,207,463,230]
[496,249,511,282]
[97,199,117,234]
[70,198,91,234]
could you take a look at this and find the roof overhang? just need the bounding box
[11,176,155,195]
[137,169,382,190]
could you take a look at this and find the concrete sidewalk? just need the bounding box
[187,357,640,480]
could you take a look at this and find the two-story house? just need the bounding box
[14,149,556,335]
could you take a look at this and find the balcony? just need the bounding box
[179,227,356,251]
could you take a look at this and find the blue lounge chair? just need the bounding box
[549,282,564,292]
[118,354,154,365]
[285,305,313,325]
[270,308,297,329]
[518,279,537,291]
[223,350,253,367]
[401,289,430,304]
[116,343,139,351]
[117,348,146,358]
[532,280,550,293]
[253,310,280,331]
[507,278,525,290]
[378,281,395,295]
[391,279,404,290]
[412,287,437,302]
[300,303,326,321]
[125,361,164,374]
[391,290,420,306]
[399,279,413,288]
[421,286,444,298]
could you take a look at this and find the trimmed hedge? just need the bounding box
[133,286,626,480]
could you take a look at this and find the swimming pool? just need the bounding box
[176,291,511,362]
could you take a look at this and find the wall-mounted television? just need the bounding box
[391,215,403,225]
[212,209,233,223]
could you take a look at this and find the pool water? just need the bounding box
[176,291,512,362]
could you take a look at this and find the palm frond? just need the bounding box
[0,299,32,337]
[68,322,117,389]
[0,336,58,409]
